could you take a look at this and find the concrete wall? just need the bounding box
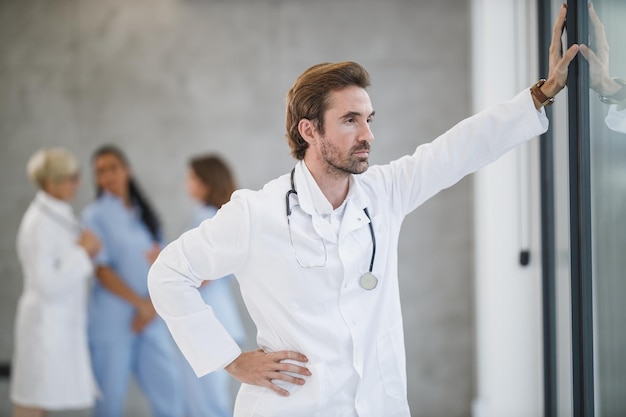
[0,0,474,415]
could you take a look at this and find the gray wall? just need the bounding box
[0,0,473,415]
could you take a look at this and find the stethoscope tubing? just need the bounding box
[286,168,376,273]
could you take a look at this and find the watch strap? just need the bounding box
[530,79,554,107]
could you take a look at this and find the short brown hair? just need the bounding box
[189,154,237,208]
[285,62,371,160]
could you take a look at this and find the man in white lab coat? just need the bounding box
[148,5,578,417]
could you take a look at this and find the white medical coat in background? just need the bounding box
[148,90,549,417]
[11,191,98,409]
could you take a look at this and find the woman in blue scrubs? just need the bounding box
[82,145,183,417]
[182,154,247,417]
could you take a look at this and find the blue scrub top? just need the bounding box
[191,204,218,229]
[82,192,161,342]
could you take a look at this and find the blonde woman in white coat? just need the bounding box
[11,148,101,417]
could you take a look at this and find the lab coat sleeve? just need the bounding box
[25,223,94,301]
[378,89,550,215]
[605,105,626,134]
[81,207,111,267]
[148,192,251,377]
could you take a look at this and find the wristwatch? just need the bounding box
[599,78,626,105]
[530,79,554,107]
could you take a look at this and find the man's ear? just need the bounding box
[298,118,317,145]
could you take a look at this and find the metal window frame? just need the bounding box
[539,1,595,416]
[537,1,557,414]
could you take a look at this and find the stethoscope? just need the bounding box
[285,168,378,290]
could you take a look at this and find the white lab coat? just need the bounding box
[148,90,549,417]
[11,191,98,409]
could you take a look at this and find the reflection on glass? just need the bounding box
[582,3,626,133]
[582,2,626,416]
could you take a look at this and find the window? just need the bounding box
[540,1,626,416]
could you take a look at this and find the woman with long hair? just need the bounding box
[12,148,100,417]
[182,154,247,417]
[82,145,182,417]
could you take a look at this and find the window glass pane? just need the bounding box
[552,63,574,417]
[548,2,574,414]
[585,1,626,415]
[553,89,573,417]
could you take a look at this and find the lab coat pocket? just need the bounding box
[376,321,406,399]
[287,209,329,269]
[242,362,327,417]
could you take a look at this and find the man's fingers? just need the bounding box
[588,3,609,62]
[265,371,307,397]
[588,3,603,32]
[579,44,598,64]
[275,361,312,376]
[580,45,602,72]
[551,3,567,48]
[225,349,313,396]
[261,379,291,397]
[270,349,309,364]
[562,44,580,66]
[268,371,306,386]
[550,44,579,88]
[266,350,312,376]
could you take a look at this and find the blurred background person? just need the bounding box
[82,145,182,417]
[11,148,100,417]
[183,153,247,417]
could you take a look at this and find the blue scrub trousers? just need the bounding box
[90,321,183,417]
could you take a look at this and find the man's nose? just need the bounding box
[360,122,374,143]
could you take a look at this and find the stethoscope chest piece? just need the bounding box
[359,272,378,290]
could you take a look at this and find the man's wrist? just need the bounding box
[540,78,560,99]
[531,79,555,108]
[599,78,626,104]
[599,77,623,97]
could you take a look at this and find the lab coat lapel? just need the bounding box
[339,177,371,241]
[292,163,337,243]
[35,191,81,234]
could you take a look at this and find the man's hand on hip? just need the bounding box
[225,349,312,397]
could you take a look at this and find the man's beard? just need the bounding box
[320,138,370,176]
